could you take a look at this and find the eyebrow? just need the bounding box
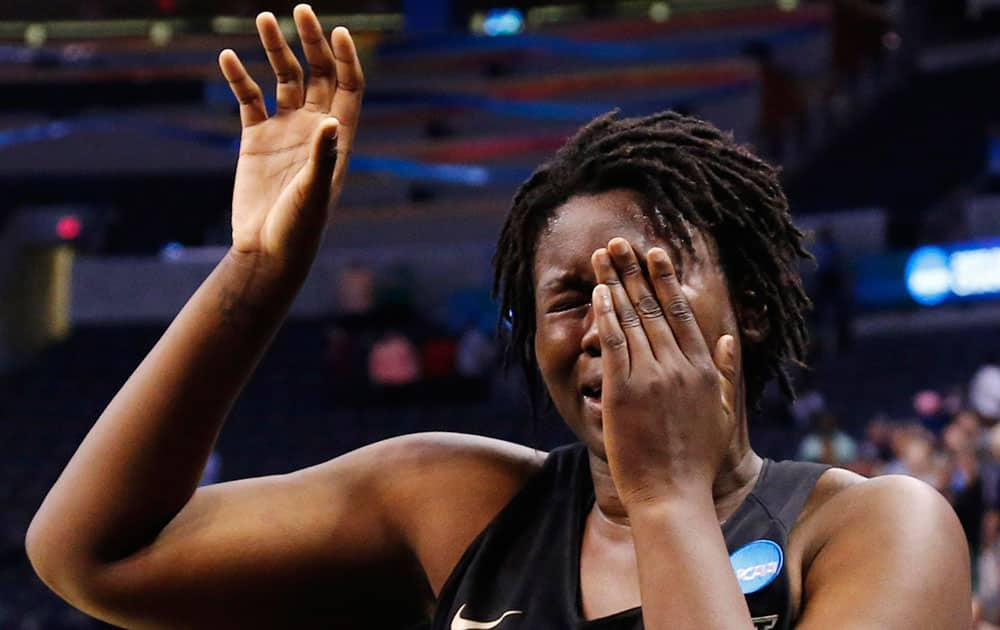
[538,255,656,295]
[538,272,591,294]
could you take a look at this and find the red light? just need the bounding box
[56,215,81,240]
[157,0,177,12]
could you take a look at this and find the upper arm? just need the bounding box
[795,475,971,630]
[36,432,540,629]
[372,432,545,594]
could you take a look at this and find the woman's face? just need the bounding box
[532,188,741,459]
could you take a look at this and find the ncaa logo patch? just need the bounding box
[729,540,783,595]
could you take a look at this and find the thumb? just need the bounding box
[304,117,340,206]
[712,334,737,416]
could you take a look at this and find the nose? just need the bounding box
[580,304,601,357]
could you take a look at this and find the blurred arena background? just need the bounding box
[1,0,999,627]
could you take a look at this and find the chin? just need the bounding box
[556,399,608,459]
[577,422,608,461]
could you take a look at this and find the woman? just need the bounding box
[26,6,970,629]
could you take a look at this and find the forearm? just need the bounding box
[27,249,308,572]
[629,493,754,630]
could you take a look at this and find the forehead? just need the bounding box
[536,189,655,266]
[533,189,695,287]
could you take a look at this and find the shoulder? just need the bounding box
[355,432,548,595]
[793,471,970,629]
[363,431,547,476]
[798,468,958,542]
[303,431,545,507]
[795,466,865,525]
[797,468,963,564]
[356,432,548,508]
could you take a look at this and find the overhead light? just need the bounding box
[649,2,672,22]
[469,12,486,33]
[25,23,47,47]
[150,21,172,46]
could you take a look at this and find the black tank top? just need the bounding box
[430,442,828,630]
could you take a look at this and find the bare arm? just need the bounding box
[590,240,753,629]
[795,475,971,629]
[629,494,753,629]
[21,7,444,627]
[25,252,417,628]
[26,239,312,571]
[25,10,544,626]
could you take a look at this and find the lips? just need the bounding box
[583,391,603,418]
[581,379,602,418]
[581,383,602,400]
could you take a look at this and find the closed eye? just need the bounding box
[540,276,594,314]
[548,298,591,313]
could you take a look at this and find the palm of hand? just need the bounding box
[231,110,329,257]
[219,7,363,266]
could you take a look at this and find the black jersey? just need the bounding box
[430,442,828,630]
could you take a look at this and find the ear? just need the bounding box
[736,286,769,345]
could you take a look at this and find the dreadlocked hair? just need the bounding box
[491,109,813,414]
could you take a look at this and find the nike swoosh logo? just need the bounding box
[450,604,523,630]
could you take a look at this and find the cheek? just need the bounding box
[683,283,737,341]
[534,319,580,378]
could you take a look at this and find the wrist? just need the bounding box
[224,247,312,290]
[620,477,715,516]
[624,491,722,549]
[216,248,310,327]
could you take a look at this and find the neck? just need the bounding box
[588,435,762,532]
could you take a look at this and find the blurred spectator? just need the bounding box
[336,259,375,327]
[422,336,458,380]
[913,388,948,435]
[455,323,498,401]
[375,261,417,323]
[456,323,496,380]
[854,414,895,476]
[883,424,946,489]
[943,384,968,418]
[326,326,362,381]
[790,378,826,431]
[971,354,1000,425]
[974,596,1000,630]
[980,424,1000,621]
[942,420,985,550]
[797,411,858,466]
[954,408,985,444]
[368,330,421,387]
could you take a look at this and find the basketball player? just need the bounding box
[25,5,970,629]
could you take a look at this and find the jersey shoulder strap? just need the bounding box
[753,459,830,533]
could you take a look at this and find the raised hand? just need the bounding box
[590,237,737,506]
[218,5,364,270]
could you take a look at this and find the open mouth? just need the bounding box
[582,384,602,402]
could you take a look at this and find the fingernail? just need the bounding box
[649,248,667,263]
[596,285,613,311]
[609,239,628,256]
